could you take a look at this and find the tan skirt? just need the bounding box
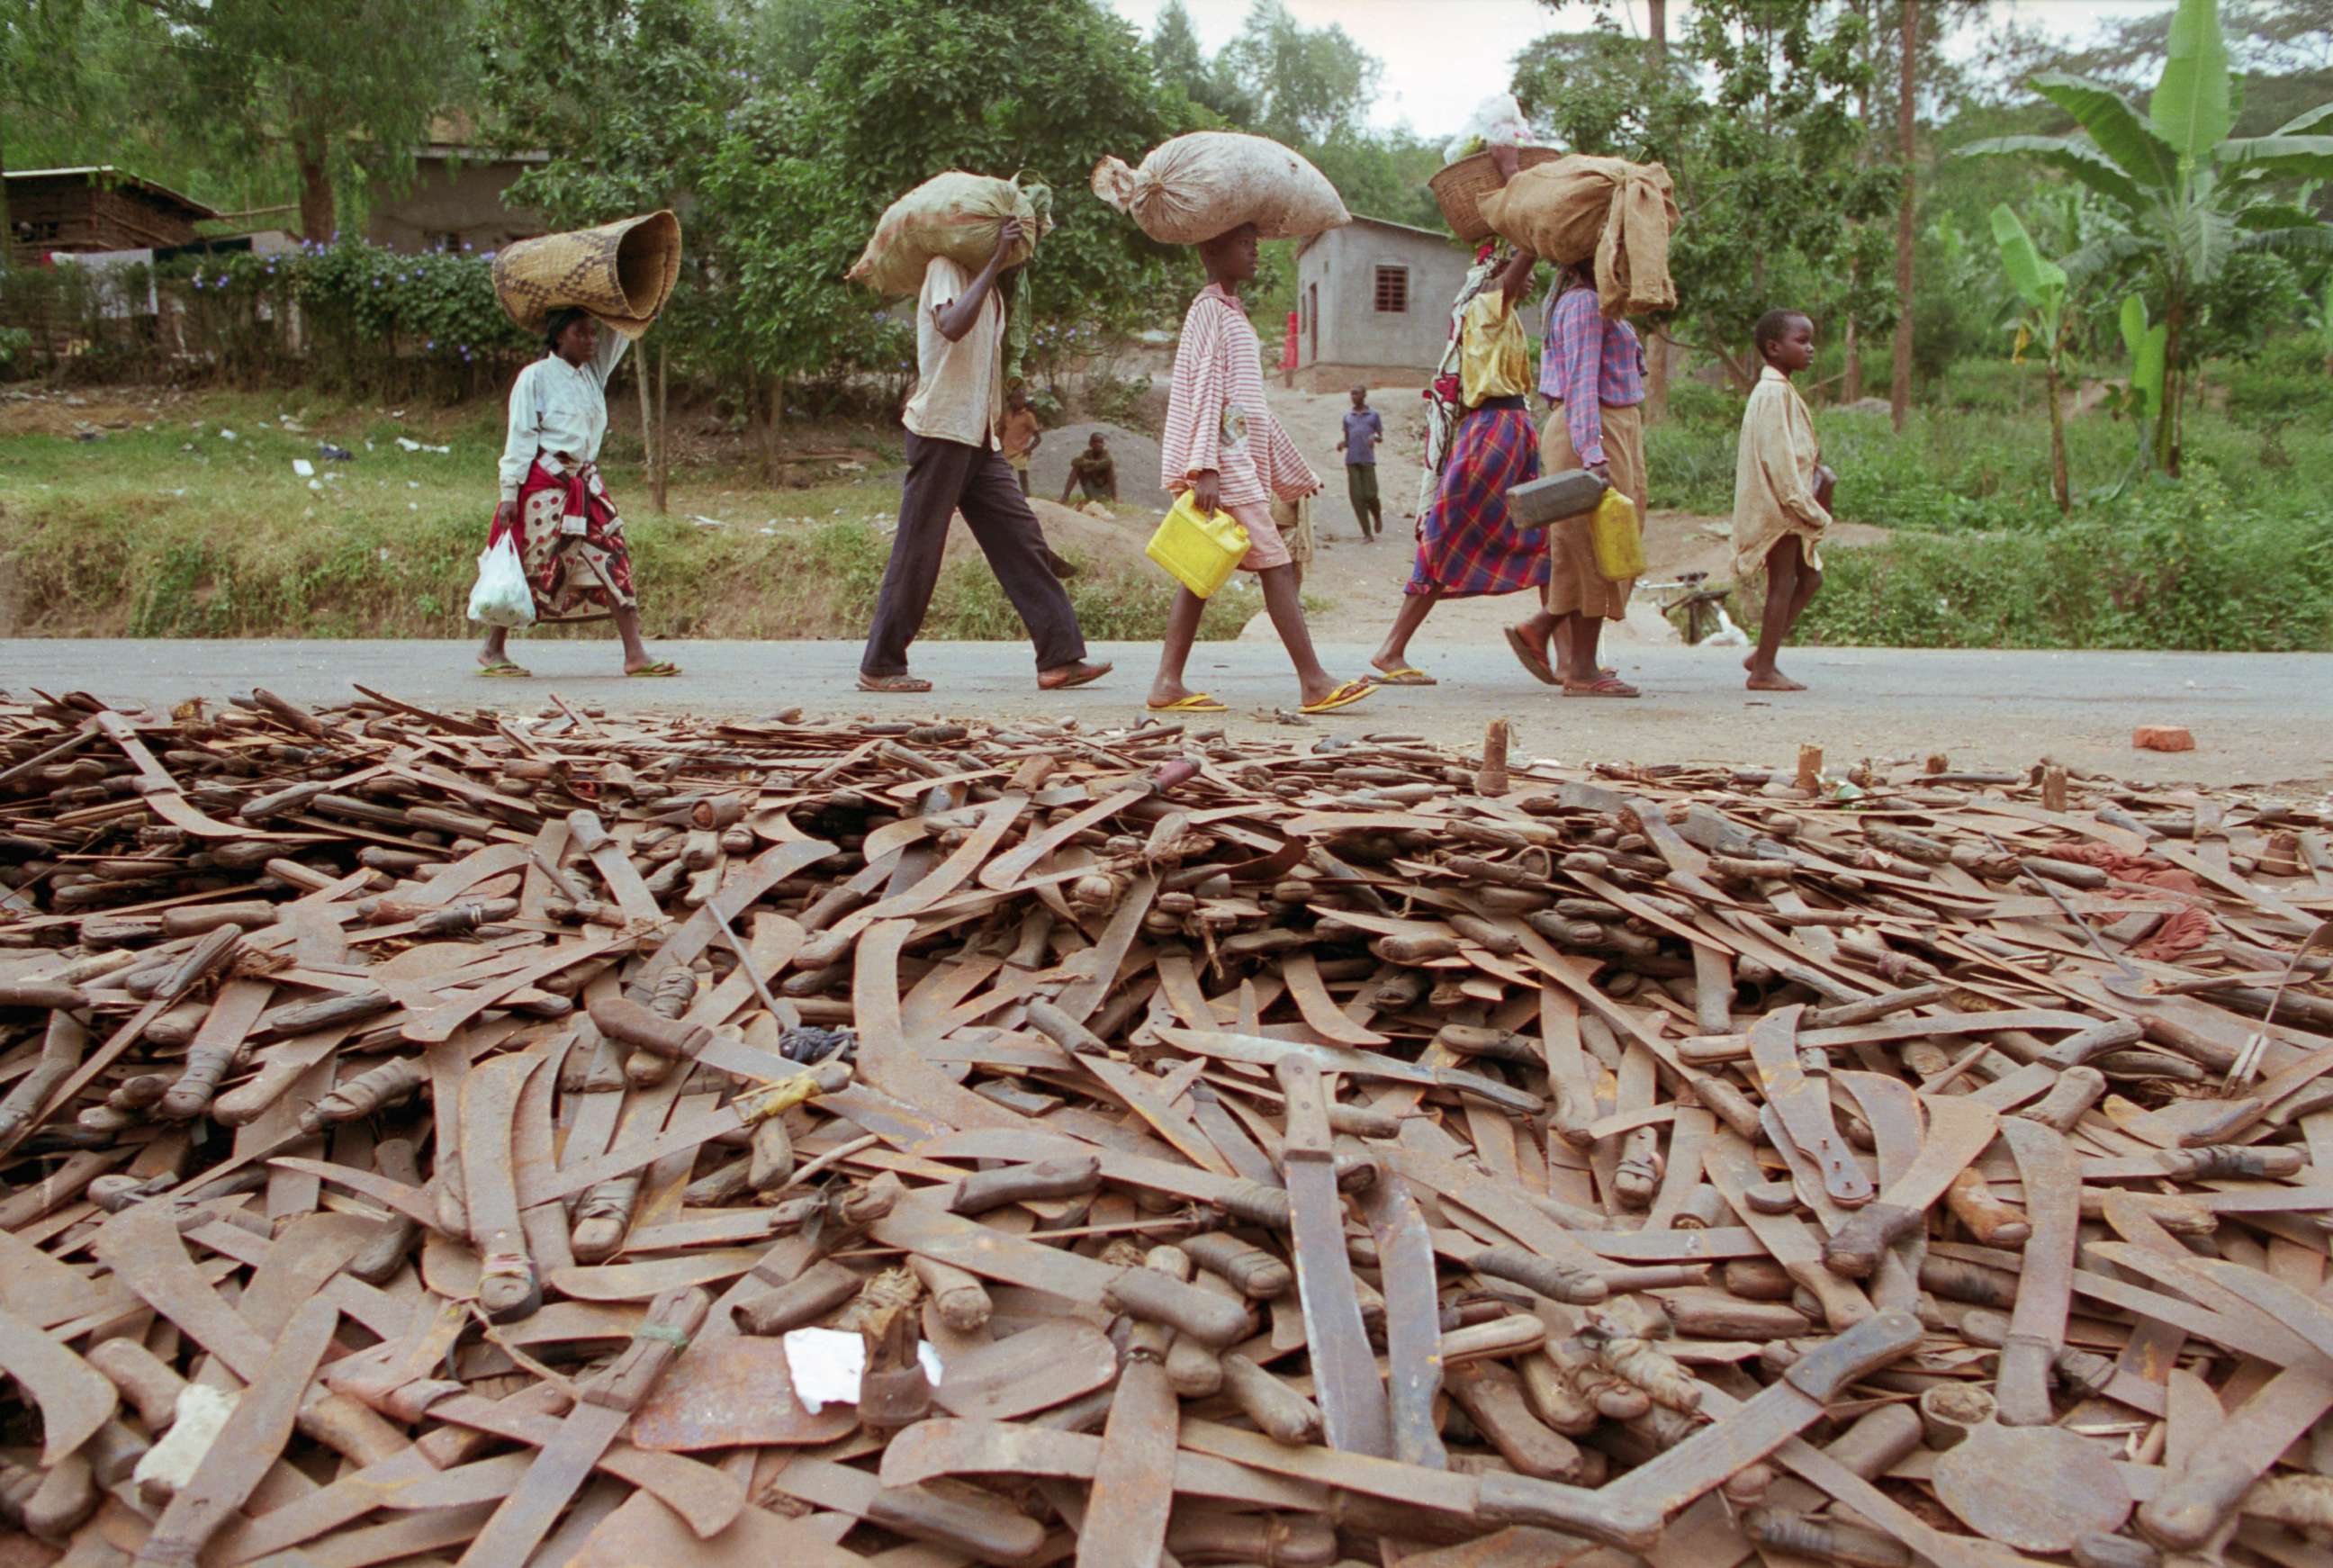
[1540,401,1647,621]
[1271,494,1316,567]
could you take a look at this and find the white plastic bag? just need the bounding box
[1445,92,1535,164]
[467,534,535,628]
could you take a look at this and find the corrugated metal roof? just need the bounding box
[1297,213,1456,258]
[4,166,221,220]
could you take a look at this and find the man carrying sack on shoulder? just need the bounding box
[857,217,1110,695]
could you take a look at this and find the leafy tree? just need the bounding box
[1215,0,1380,149]
[126,0,478,242]
[1152,0,1256,124]
[1520,0,1899,391]
[1962,0,2333,473]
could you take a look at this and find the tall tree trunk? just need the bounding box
[1644,0,1671,422]
[2158,296,2184,479]
[652,343,670,514]
[2046,357,2070,513]
[1842,0,1871,407]
[290,94,335,244]
[1889,0,1917,431]
[0,112,14,271]
[635,352,655,505]
[757,374,785,487]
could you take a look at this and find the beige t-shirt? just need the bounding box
[901,255,1003,449]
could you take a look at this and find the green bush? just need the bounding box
[164,239,531,399]
[1798,467,2333,650]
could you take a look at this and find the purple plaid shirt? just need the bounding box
[1538,282,1645,467]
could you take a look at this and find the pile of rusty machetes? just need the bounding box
[0,686,2330,1568]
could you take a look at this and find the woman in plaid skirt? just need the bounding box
[1370,150,1556,687]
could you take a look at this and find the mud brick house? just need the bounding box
[4,166,220,259]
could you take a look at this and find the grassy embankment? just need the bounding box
[6,349,2329,651]
[0,391,1256,642]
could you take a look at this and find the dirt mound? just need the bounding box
[1022,420,1171,512]
[940,495,1155,573]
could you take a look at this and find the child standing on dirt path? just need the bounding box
[856,217,1111,695]
[1147,221,1372,716]
[1000,386,1043,495]
[1336,385,1384,540]
[1734,309,1834,693]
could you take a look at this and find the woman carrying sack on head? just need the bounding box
[476,308,677,680]
[1527,259,1649,699]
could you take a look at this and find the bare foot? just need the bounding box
[1148,677,1199,708]
[1746,670,1807,692]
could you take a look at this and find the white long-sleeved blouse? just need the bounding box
[498,329,629,501]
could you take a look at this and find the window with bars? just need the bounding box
[1372,266,1408,313]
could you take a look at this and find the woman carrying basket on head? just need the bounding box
[476,306,678,680]
[1370,143,1557,688]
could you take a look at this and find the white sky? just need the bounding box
[1103,0,2181,138]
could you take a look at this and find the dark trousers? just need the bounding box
[1347,463,1383,534]
[860,432,1086,678]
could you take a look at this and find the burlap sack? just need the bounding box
[847,173,1049,299]
[492,211,681,341]
[1090,132,1348,244]
[1475,157,1680,318]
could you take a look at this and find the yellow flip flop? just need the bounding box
[1300,678,1375,715]
[1371,666,1437,687]
[1147,693,1227,714]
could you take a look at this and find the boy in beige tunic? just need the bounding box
[1734,310,1834,692]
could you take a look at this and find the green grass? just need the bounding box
[1647,352,2333,652]
[0,391,1249,643]
[1795,466,2333,650]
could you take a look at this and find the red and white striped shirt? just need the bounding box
[1161,284,1317,508]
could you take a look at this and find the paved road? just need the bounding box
[6,639,2327,790]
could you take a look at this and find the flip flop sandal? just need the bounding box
[1563,676,1642,699]
[476,662,532,679]
[1502,625,1557,686]
[1147,693,1227,714]
[626,662,682,678]
[1037,661,1112,691]
[858,673,933,693]
[1371,666,1438,687]
[1300,679,1376,716]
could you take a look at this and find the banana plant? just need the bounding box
[1990,203,2076,513]
[1962,0,2333,476]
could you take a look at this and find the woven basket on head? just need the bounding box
[1428,147,1562,243]
[492,210,682,341]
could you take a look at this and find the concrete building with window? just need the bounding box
[1292,215,1472,387]
[365,116,548,255]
